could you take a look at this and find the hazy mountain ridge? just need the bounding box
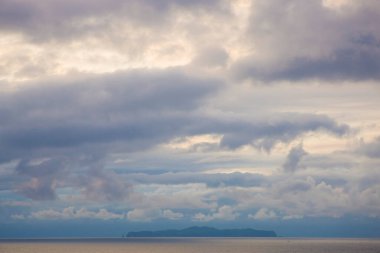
[127,226,277,237]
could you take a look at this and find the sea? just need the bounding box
[1,238,380,253]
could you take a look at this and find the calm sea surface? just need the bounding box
[1,238,380,253]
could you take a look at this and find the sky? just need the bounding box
[0,0,380,238]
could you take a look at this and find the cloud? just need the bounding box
[248,208,277,220]
[193,212,213,222]
[191,46,229,68]
[15,158,67,200]
[241,173,380,218]
[0,69,218,200]
[193,205,239,222]
[10,214,26,220]
[162,209,184,220]
[267,48,380,81]
[233,0,380,81]
[127,183,218,211]
[126,208,160,222]
[2,0,379,83]
[1,0,379,228]
[283,144,308,172]
[29,207,124,220]
[17,177,57,201]
[0,0,226,42]
[128,171,266,188]
[126,208,184,222]
[357,136,380,158]
[282,214,303,220]
[0,69,218,157]
[78,160,131,202]
[0,200,32,207]
[0,67,350,202]
[12,155,131,202]
[236,48,380,81]
[218,114,349,151]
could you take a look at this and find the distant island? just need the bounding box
[126,226,277,237]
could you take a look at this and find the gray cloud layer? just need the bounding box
[234,0,380,81]
[0,0,225,41]
[0,68,350,201]
[283,144,308,173]
[1,0,379,225]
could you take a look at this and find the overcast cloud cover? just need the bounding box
[0,0,380,238]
